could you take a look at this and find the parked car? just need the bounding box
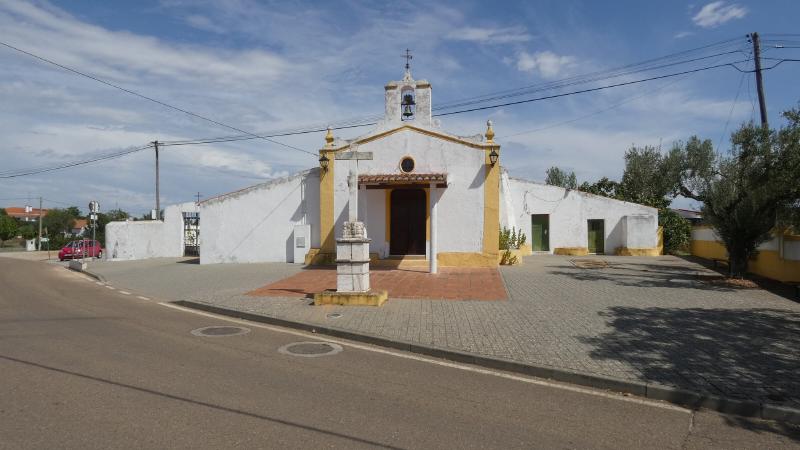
[59,239,103,261]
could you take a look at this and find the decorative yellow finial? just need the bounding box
[325,127,334,147]
[485,120,495,143]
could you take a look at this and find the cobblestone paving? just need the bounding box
[90,255,800,408]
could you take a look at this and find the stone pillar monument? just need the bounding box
[314,152,388,306]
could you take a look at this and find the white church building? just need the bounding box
[106,69,660,267]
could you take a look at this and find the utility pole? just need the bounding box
[195,192,201,205]
[153,140,160,220]
[37,196,43,250]
[750,32,768,129]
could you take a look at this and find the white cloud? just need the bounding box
[692,2,747,28]
[517,51,575,79]
[674,31,694,39]
[445,26,531,44]
[185,14,226,34]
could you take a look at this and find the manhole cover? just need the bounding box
[278,341,343,357]
[191,326,251,337]
[326,313,343,319]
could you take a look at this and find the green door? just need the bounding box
[531,215,549,251]
[587,219,605,254]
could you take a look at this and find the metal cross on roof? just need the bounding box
[403,49,412,70]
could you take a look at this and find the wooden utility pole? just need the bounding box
[153,140,160,220]
[750,32,768,129]
[37,196,43,250]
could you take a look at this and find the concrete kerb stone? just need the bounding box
[69,264,107,283]
[171,299,800,425]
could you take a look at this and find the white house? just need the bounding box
[108,68,660,266]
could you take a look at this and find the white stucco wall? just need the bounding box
[334,128,486,257]
[501,174,658,253]
[199,169,320,264]
[105,202,197,261]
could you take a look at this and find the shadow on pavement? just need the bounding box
[548,263,739,291]
[678,255,800,303]
[581,306,800,440]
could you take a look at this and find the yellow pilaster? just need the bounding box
[319,128,336,256]
[482,121,500,259]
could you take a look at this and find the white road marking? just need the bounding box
[105,286,115,290]
[119,291,131,295]
[157,302,689,413]
[95,281,104,286]
[137,296,150,301]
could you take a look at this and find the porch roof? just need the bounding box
[359,173,447,188]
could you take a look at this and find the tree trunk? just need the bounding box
[727,249,750,279]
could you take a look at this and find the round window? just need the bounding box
[400,157,415,173]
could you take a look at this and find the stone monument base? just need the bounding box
[313,290,388,307]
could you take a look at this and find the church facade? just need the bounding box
[107,70,660,266]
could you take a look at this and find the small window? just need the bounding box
[400,157,415,173]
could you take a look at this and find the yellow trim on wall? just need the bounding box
[319,149,335,255]
[616,247,661,256]
[554,247,589,256]
[482,146,500,259]
[437,252,498,267]
[691,238,800,282]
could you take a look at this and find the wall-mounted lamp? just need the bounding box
[319,154,330,171]
[489,149,499,166]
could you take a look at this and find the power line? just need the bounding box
[432,59,760,118]
[0,144,153,178]
[0,40,317,158]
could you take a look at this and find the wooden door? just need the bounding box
[587,219,605,254]
[531,214,549,251]
[390,189,426,255]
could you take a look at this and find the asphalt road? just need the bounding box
[1,257,798,449]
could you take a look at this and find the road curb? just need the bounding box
[78,266,107,283]
[172,300,800,425]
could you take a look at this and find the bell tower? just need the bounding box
[384,50,432,127]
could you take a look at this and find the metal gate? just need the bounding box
[182,211,199,257]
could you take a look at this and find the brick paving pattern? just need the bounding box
[89,255,800,409]
[246,267,507,301]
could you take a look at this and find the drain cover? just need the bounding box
[326,313,343,319]
[191,326,251,337]
[278,341,343,357]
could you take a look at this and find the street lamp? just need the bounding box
[489,148,499,166]
[319,154,330,171]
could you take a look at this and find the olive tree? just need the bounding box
[672,109,800,277]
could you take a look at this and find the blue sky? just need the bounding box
[0,0,798,214]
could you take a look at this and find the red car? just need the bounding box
[59,239,103,261]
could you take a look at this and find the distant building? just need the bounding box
[672,208,703,225]
[72,219,88,236]
[3,206,49,222]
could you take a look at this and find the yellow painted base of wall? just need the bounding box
[498,248,525,265]
[518,243,533,256]
[438,252,498,267]
[748,250,800,283]
[691,239,800,283]
[690,240,728,261]
[305,249,336,266]
[554,247,589,256]
[314,290,388,306]
[371,256,428,269]
[616,247,661,256]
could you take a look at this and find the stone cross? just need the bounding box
[335,151,373,223]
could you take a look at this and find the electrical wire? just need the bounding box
[0,144,153,178]
[0,40,317,157]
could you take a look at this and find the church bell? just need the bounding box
[401,93,416,120]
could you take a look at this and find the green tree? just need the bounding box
[0,208,7,215]
[545,166,577,190]
[86,209,129,244]
[66,206,82,218]
[673,110,800,277]
[578,177,620,198]
[43,208,77,237]
[0,215,18,244]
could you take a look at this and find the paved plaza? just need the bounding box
[247,266,507,301]
[86,255,800,409]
